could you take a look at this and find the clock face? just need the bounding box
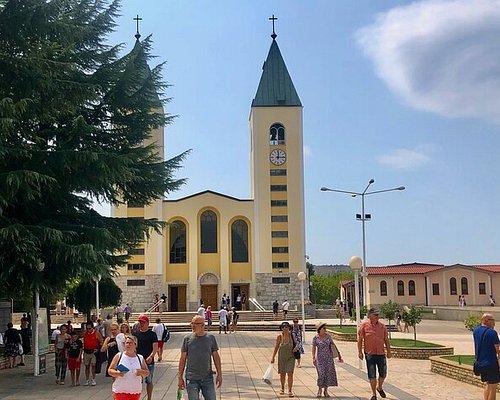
[270,149,286,165]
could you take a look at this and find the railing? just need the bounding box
[249,297,266,311]
[248,298,267,321]
[145,299,165,314]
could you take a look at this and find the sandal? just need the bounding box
[317,389,322,398]
[288,392,295,398]
[280,389,285,395]
[324,391,331,398]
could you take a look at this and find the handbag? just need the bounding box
[262,364,273,385]
[332,342,340,359]
[17,343,23,355]
[473,327,489,376]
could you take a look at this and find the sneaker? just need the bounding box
[59,381,65,385]
[83,380,90,386]
[91,379,96,386]
[370,396,377,400]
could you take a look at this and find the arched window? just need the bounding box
[169,220,186,263]
[270,123,285,145]
[231,219,248,262]
[409,280,416,296]
[461,277,468,295]
[397,280,405,296]
[200,210,217,253]
[380,280,387,296]
[450,278,457,295]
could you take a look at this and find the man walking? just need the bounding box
[134,314,158,400]
[178,315,222,400]
[282,299,290,318]
[473,313,500,400]
[357,308,391,400]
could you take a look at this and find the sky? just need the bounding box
[95,0,500,267]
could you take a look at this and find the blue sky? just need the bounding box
[96,0,500,267]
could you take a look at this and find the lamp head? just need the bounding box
[348,256,363,271]
[397,186,405,190]
[297,271,306,281]
[320,187,329,191]
[369,179,375,184]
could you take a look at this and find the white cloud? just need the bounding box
[356,0,500,123]
[377,145,432,169]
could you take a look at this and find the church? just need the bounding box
[113,28,307,312]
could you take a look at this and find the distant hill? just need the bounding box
[313,264,350,276]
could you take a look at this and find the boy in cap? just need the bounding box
[357,308,391,400]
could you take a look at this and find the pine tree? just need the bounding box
[0,0,188,298]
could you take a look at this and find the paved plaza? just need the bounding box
[0,319,488,400]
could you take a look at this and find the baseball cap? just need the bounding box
[138,314,149,323]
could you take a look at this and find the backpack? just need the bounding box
[161,324,171,342]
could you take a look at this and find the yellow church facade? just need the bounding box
[113,34,307,312]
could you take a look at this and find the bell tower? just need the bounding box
[250,21,306,303]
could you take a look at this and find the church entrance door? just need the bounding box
[169,285,186,312]
[201,284,218,310]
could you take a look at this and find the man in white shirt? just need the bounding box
[153,318,165,362]
[197,304,206,319]
[51,326,61,342]
[282,300,290,318]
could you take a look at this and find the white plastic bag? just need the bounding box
[18,343,23,355]
[262,364,273,385]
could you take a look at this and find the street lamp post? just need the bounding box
[321,179,405,306]
[95,274,101,318]
[348,256,363,369]
[297,271,307,344]
[34,260,45,377]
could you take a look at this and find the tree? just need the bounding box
[0,0,188,300]
[67,278,122,319]
[402,305,423,343]
[310,271,353,305]
[380,300,399,338]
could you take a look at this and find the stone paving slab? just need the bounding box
[0,319,491,399]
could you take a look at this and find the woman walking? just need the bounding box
[271,321,298,397]
[4,322,21,368]
[108,334,149,400]
[101,323,120,377]
[312,322,339,398]
[291,319,304,367]
[55,324,70,384]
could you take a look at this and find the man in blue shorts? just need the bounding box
[473,313,500,400]
[358,308,392,400]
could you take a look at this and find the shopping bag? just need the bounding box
[262,364,273,385]
[18,343,23,355]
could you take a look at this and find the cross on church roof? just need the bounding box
[269,14,278,40]
[134,14,142,40]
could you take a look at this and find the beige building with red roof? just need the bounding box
[342,263,500,307]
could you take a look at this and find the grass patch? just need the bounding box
[390,338,443,347]
[442,355,475,366]
[328,325,357,334]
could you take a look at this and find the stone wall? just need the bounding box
[392,346,453,359]
[254,273,309,311]
[114,274,164,312]
[430,356,500,392]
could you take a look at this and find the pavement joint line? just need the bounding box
[339,361,420,400]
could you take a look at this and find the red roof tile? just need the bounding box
[367,263,444,275]
[474,265,500,273]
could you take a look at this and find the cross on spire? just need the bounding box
[133,14,142,40]
[269,14,278,40]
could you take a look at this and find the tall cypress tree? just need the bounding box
[0,0,188,298]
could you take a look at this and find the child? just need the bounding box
[67,331,83,386]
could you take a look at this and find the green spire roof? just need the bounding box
[252,39,302,107]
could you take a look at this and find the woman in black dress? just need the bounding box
[4,322,21,368]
